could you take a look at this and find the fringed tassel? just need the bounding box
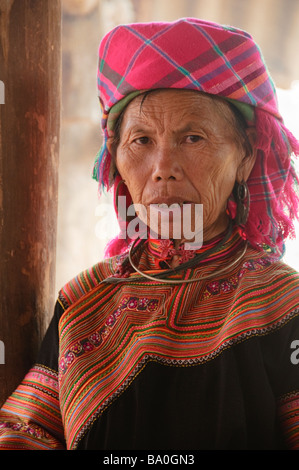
[244,108,299,258]
[104,174,133,258]
[92,128,112,192]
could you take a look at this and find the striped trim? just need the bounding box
[0,365,65,449]
[58,258,116,309]
[278,390,299,449]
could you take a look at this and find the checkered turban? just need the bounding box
[93,18,299,258]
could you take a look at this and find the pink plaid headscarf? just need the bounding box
[93,18,299,258]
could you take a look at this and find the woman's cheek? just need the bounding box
[117,146,144,175]
[200,178,227,221]
[117,161,146,205]
[116,148,132,177]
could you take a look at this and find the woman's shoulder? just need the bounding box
[57,254,121,311]
[244,246,299,286]
[263,255,299,282]
[236,248,299,310]
[245,244,299,276]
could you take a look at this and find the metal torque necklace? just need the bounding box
[104,222,248,285]
[127,237,248,284]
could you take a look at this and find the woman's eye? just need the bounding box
[134,136,150,145]
[185,135,202,143]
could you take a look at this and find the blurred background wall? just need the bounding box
[56,0,299,293]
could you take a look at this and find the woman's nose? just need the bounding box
[152,146,184,182]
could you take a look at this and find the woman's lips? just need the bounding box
[146,198,194,206]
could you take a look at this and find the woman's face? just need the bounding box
[112,89,256,243]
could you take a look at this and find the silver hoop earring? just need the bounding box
[234,180,250,226]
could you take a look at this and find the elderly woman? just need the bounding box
[0,18,299,451]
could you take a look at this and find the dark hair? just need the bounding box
[225,101,253,158]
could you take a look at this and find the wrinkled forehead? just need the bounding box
[117,89,239,135]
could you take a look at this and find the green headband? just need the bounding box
[106,90,255,135]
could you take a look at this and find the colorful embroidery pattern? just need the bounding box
[55,231,299,449]
[0,415,64,450]
[278,390,299,449]
[0,366,65,449]
[58,258,116,309]
[203,257,272,298]
[59,295,160,376]
[0,419,51,441]
[0,227,298,450]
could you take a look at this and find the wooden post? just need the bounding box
[0,0,61,404]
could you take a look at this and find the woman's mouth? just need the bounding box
[147,197,192,206]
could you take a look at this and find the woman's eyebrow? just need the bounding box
[174,117,212,133]
[125,123,203,135]
[123,110,211,134]
[126,124,153,133]
[175,122,201,133]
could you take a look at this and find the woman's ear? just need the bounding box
[236,127,257,183]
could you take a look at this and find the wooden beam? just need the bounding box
[0,0,61,405]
